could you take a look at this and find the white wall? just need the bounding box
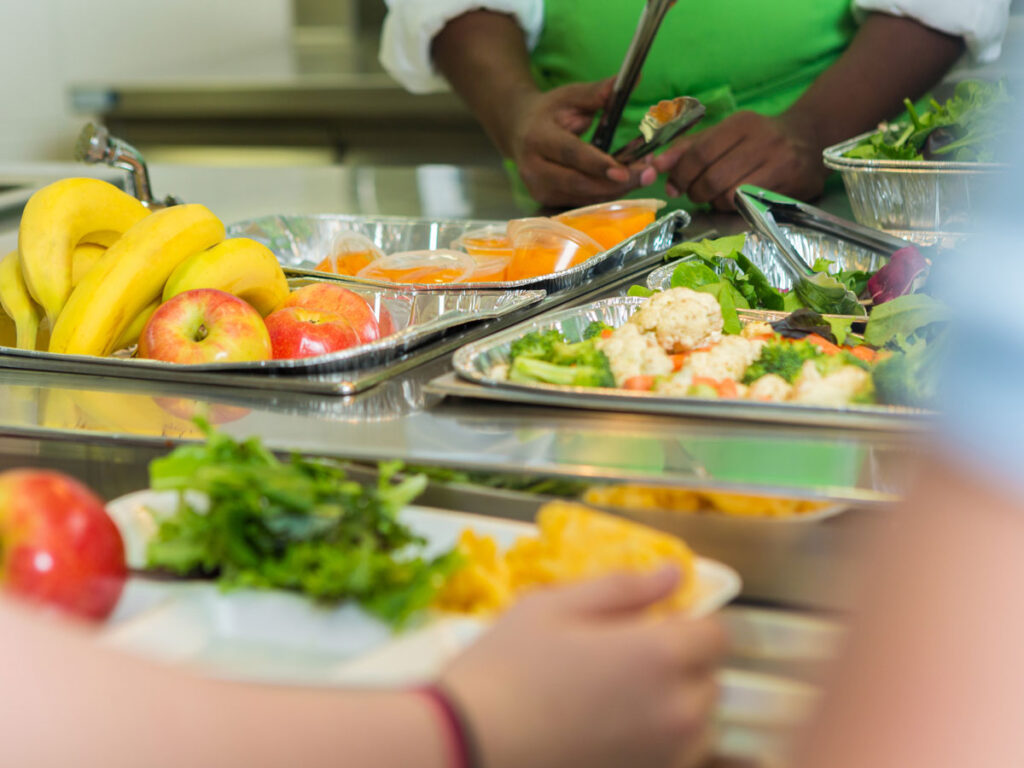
[0,0,293,162]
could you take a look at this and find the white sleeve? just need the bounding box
[852,0,1011,63]
[380,0,545,94]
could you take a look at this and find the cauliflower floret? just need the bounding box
[653,368,694,396]
[741,321,774,339]
[746,373,792,402]
[628,287,722,352]
[790,361,872,407]
[687,336,766,382]
[596,323,673,386]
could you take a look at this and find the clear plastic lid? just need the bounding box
[554,198,667,249]
[464,251,513,282]
[315,231,385,276]
[452,225,514,258]
[356,249,477,285]
[505,218,604,281]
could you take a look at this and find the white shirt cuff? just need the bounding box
[380,0,545,94]
[852,0,1012,63]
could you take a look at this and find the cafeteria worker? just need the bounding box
[382,1,1009,209]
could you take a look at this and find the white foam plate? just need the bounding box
[103,490,741,686]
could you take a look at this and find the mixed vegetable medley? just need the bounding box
[843,79,1010,163]
[498,274,946,409]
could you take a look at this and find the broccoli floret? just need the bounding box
[550,338,608,367]
[583,321,613,340]
[742,340,822,385]
[509,329,563,362]
[508,355,614,388]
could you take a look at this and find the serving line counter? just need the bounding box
[0,162,913,612]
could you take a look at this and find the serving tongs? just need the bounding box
[734,185,923,318]
[591,0,676,153]
[614,97,705,163]
[74,123,182,209]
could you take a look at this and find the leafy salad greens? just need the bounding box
[843,79,1011,163]
[146,424,461,628]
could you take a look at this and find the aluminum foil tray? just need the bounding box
[228,211,691,294]
[0,278,545,396]
[646,224,887,295]
[823,132,1004,243]
[451,296,930,430]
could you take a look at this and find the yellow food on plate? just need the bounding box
[582,485,830,518]
[436,502,697,615]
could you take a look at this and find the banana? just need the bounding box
[71,242,107,287]
[18,178,149,326]
[80,229,121,247]
[163,237,289,316]
[0,250,41,349]
[67,388,201,438]
[49,204,225,357]
[0,309,17,348]
[111,299,159,352]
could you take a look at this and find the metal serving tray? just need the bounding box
[646,224,888,295]
[450,296,931,430]
[229,211,690,294]
[823,132,1004,243]
[0,279,544,396]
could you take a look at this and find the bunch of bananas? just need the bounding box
[1,178,289,357]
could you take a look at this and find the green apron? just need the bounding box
[509,0,856,208]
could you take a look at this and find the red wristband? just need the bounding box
[419,684,481,768]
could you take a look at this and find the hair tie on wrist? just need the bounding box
[419,683,483,768]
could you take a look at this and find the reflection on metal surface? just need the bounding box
[451,297,930,431]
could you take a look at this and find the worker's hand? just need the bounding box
[651,110,830,210]
[441,568,727,768]
[506,80,656,208]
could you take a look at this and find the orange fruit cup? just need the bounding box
[554,199,666,250]
[357,249,477,285]
[314,231,384,276]
[505,219,604,281]
[453,226,514,258]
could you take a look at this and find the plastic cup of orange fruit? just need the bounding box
[314,231,384,277]
[453,226,513,258]
[505,219,604,281]
[554,199,666,250]
[356,249,477,285]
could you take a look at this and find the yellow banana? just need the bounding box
[79,229,121,247]
[0,308,17,348]
[71,242,107,287]
[163,237,289,316]
[0,250,41,349]
[111,299,159,352]
[50,204,225,357]
[18,178,148,326]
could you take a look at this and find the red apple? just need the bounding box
[139,289,272,364]
[264,306,362,359]
[0,470,126,620]
[279,283,385,343]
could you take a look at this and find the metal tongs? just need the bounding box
[614,97,705,163]
[591,0,676,153]
[74,123,182,209]
[734,185,919,317]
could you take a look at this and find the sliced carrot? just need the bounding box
[692,376,739,399]
[805,334,841,356]
[671,353,689,371]
[847,345,878,363]
[600,328,614,339]
[623,375,655,391]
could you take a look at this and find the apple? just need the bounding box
[139,289,272,364]
[264,306,362,359]
[0,470,126,620]
[278,284,386,343]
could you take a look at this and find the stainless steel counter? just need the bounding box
[0,162,913,610]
